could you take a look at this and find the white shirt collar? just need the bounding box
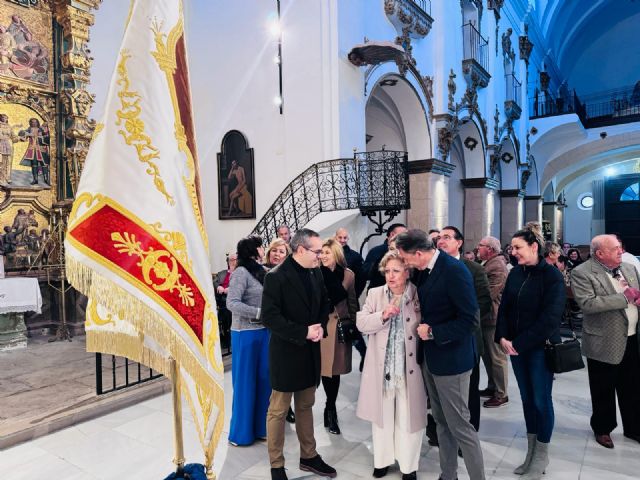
[427,249,440,270]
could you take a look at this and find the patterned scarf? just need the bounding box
[383,286,407,393]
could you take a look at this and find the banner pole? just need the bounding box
[170,357,187,477]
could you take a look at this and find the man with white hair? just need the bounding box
[476,236,509,408]
[571,234,640,450]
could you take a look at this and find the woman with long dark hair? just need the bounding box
[226,235,270,446]
[319,238,358,435]
[495,223,566,479]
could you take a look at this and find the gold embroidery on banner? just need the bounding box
[150,7,208,250]
[69,192,103,224]
[111,231,195,306]
[67,195,215,360]
[114,50,175,206]
[149,222,192,270]
[205,307,222,371]
[85,299,115,327]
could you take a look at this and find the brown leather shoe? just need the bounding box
[483,396,509,408]
[595,434,614,449]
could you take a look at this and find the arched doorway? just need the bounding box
[365,74,431,159]
[449,137,465,229]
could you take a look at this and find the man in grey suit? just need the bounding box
[571,234,640,449]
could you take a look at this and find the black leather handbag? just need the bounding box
[336,318,358,344]
[544,334,585,373]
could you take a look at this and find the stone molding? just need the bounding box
[461,177,500,190]
[499,189,525,198]
[524,195,542,201]
[408,159,456,177]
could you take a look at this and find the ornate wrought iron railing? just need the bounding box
[251,150,409,242]
[409,0,432,16]
[462,22,489,73]
[505,73,521,104]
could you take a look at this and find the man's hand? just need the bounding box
[417,323,432,341]
[307,324,323,342]
[499,337,518,355]
[623,286,640,303]
[216,286,225,294]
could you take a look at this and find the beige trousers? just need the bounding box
[267,386,317,468]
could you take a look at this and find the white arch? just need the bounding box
[365,65,432,158]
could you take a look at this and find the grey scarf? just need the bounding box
[383,286,407,392]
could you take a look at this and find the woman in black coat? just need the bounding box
[495,223,566,480]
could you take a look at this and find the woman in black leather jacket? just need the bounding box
[495,222,566,480]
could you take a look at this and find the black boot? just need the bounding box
[42,166,50,185]
[325,407,340,435]
[30,167,38,185]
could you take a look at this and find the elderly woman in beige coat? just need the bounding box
[356,250,426,480]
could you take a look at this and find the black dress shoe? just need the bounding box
[402,472,417,480]
[373,466,388,478]
[359,356,365,372]
[595,433,614,449]
[286,406,295,423]
[299,455,336,478]
[271,467,288,480]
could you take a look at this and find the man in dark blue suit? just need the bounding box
[397,229,486,480]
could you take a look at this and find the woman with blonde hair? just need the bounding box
[356,250,425,479]
[319,237,358,435]
[264,238,291,268]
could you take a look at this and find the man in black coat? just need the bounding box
[261,228,337,480]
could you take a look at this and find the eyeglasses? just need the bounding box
[477,243,489,248]
[439,234,455,241]
[302,246,323,256]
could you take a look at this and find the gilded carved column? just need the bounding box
[52,0,102,198]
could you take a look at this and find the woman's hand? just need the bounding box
[382,304,400,321]
[500,338,518,355]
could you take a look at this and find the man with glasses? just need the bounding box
[571,234,640,450]
[476,236,509,408]
[437,227,491,436]
[261,228,336,479]
[396,229,486,480]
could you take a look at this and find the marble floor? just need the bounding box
[1,352,639,480]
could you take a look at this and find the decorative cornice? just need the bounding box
[499,189,525,198]
[385,0,434,40]
[408,159,456,177]
[524,195,542,201]
[461,177,500,190]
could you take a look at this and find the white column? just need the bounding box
[407,159,455,231]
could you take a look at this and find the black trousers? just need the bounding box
[468,359,480,432]
[587,335,640,436]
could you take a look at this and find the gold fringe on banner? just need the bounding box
[67,255,225,462]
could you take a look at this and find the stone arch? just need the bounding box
[498,136,519,189]
[448,136,466,229]
[365,71,432,160]
[454,116,485,178]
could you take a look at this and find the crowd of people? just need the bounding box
[214,222,640,480]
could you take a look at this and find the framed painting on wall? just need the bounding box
[217,130,255,220]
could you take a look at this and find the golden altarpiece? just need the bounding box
[0,0,100,339]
